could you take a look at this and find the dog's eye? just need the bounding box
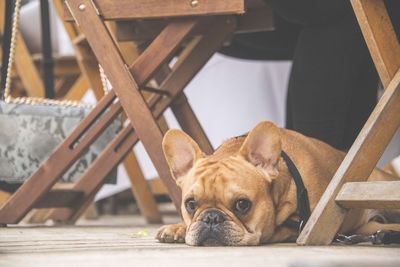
[185,198,197,214]
[234,199,251,214]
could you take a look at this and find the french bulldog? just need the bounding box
[156,121,400,246]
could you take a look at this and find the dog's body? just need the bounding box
[157,121,400,246]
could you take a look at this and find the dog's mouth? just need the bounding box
[190,221,241,246]
[196,227,226,246]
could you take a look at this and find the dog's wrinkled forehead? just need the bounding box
[181,156,267,202]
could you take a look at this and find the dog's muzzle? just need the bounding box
[195,209,229,246]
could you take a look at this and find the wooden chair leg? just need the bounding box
[46,17,236,222]
[63,74,90,101]
[297,69,400,245]
[123,153,163,223]
[66,0,204,206]
[171,93,213,154]
[351,0,400,88]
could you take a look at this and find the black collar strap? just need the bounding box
[280,151,311,232]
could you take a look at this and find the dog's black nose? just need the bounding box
[201,209,225,227]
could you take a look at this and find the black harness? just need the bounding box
[280,151,311,232]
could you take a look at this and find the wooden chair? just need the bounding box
[297,0,400,245]
[53,0,164,223]
[0,0,273,225]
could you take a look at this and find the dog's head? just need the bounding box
[162,121,289,246]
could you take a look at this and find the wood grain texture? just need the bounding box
[64,0,244,20]
[351,0,400,88]
[336,181,400,209]
[129,19,198,86]
[297,69,400,245]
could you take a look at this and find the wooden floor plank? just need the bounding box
[1,216,400,267]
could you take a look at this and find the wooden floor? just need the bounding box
[1,210,400,267]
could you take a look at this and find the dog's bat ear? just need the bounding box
[162,129,204,185]
[239,121,282,180]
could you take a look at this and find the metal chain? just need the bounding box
[334,230,399,245]
[2,0,96,108]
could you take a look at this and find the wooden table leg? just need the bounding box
[350,0,400,88]
[297,69,400,245]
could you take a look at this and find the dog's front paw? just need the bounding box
[156,223,186,243]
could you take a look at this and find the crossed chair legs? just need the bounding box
[0,12,236,225]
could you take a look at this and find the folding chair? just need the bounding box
[0,0,272,225]
[54,0,163,223]
[297,0,400,245]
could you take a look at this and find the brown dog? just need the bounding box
[156,121,400,246]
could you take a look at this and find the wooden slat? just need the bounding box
[129,19,198,87]
[297,68,400,245]
[336,181,400,209]
[115,20,166,42]
[351,0,400,88]
[13,33,46,97]
[148,178,168,195]
[64,0,244,21]
[34,190,84,209]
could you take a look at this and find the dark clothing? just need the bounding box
[220,0,399,151]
